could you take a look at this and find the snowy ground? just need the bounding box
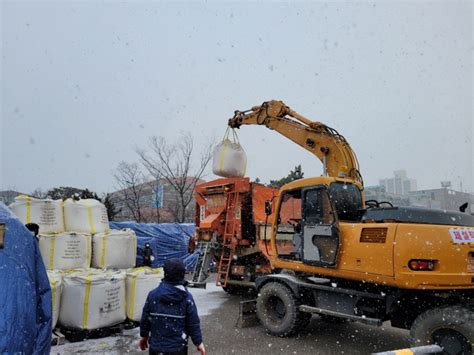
[52,282,228,354]
[52,281,410,354]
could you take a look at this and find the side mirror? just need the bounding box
[265,200,272,216]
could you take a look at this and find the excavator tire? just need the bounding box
[256,282,310,337]
[409,305,474,355]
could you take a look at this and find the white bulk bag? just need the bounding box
[47,271,62,329]
[92,229,137,269]
[126,267,163,321]
[9,195,64,233]
[39,232,91,270]
[212,129,247,178]
[59,270,126,330]
[64,199,109,234]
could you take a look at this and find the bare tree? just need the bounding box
[137,132,213,223]
[30,188,48,199]
[113,161,150,223]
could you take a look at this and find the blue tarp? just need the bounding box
[0,203,52,354]
[110,222,198,271]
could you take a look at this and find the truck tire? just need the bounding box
[256,282,310,336]
[410,305,474,355]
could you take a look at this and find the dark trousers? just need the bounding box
[149,346,188,355]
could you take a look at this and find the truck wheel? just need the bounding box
[256,282,310,336]
[410,305,474,355]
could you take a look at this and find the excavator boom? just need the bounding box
[228,100,363,185]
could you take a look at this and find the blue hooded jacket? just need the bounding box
[140,281,202,352]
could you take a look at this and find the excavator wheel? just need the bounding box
[256,282,311,337]
[410,305,474,355]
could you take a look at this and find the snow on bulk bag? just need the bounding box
[59,270,126,330]
[92,229,137,269]
[212,128,247,178]
[47,271,62,329]
[9,195,64,233]
[64,198,109,234]
[38,232,91,270]
[126,267,163,321]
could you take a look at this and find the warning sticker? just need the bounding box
[449,228,474,243]
[468,257,474,273]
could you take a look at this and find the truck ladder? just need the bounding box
[190,240,216,287]
[217,191,240,287]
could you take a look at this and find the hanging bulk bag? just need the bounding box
[212,128,247,177]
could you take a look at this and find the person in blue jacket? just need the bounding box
[139,258,205,355]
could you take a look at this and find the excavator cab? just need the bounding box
[273,177,364,267]
[273,178,353,267]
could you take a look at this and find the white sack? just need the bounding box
[92,229,137,269]
[212,138,247,178]
[59,270,126,330]
[47,271,62,329]
[64,198,109,234]
[9,196,64,233]
[126,267,163,321]
[39,232,91,270]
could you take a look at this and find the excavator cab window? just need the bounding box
[301,186,340,267]
[275,189,302,260]
[328,182,363,221]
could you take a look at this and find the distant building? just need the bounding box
[366,181,474,214]
[379,170,417,196]
[110,177,204,223]
[0,190,24,205]
[409,186,474,213]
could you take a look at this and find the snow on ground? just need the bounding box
[52,281,229,354]
[188,281,229,316]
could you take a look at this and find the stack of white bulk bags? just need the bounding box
[47,271,63,329]
[38,232,91,270]
[9,195,64,233]
[63,199,109,234]
[59,270,126,330]
[126,267,163,321]
[92,229,137,269]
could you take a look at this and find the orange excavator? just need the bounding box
[222,100,474,353]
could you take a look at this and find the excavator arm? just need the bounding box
[228,100,363,185]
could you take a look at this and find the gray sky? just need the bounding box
[1,1,473,194]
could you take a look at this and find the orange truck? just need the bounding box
[190,177,277,294]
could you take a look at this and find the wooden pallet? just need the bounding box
[51,329,66,346]
[59,322,125,343]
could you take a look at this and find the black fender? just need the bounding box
[255,273,303,297]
